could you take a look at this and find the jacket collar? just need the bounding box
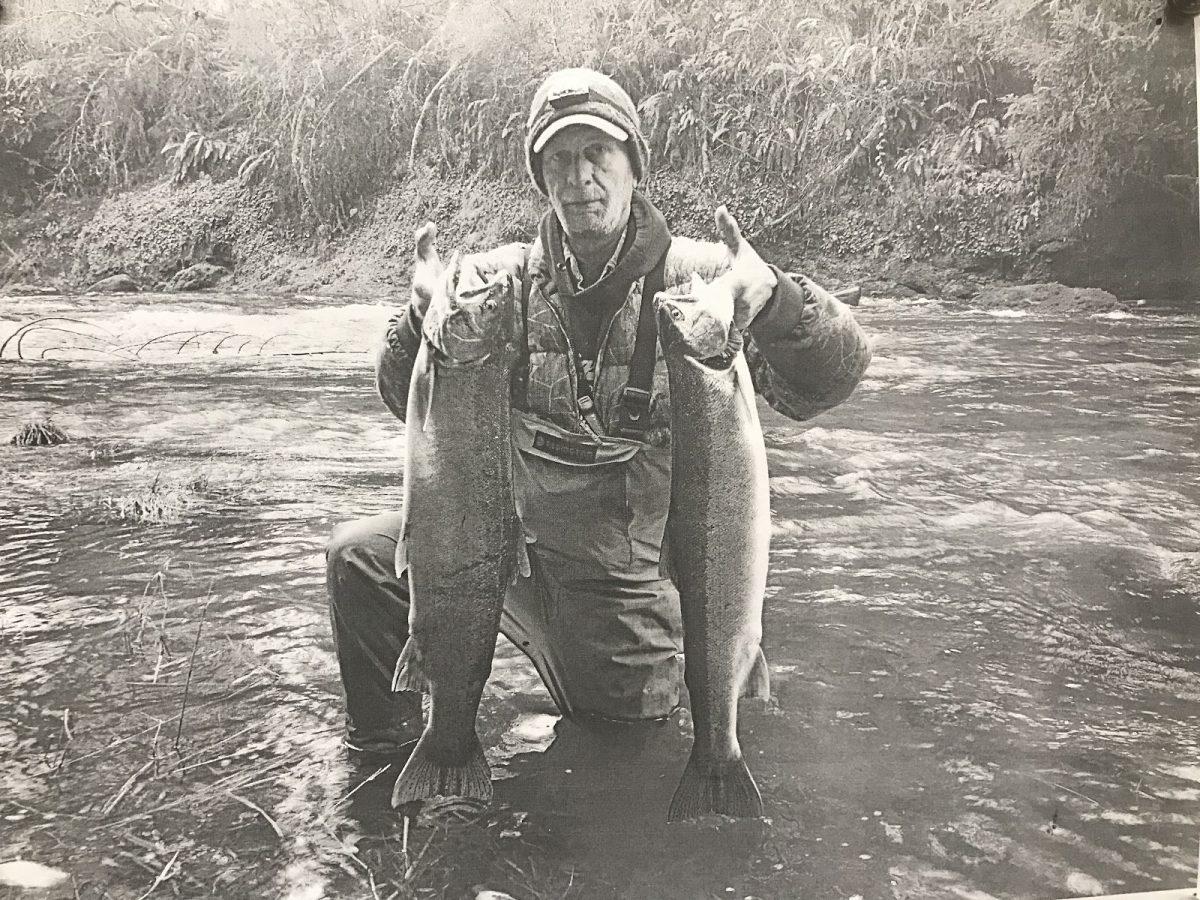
[540,191,671,304]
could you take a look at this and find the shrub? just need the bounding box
[0,0,1190,248]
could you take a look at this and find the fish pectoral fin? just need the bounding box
[516,541,531,581]
[411,360,435,432]
[514,527,534,582]
[509,518,536,583]
[395,530,408,575]
[740,645,771,701]
[391,638,430,693]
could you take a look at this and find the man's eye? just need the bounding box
[584,145,609,163]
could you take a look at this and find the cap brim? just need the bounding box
[532,114,628,153]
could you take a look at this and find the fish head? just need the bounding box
[655,272,734,359]
[424,257,517,364]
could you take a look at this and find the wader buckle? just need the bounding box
[614,387,653,438]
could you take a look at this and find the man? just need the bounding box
[326,67,872,754]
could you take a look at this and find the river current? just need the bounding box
[0,292,1197,899]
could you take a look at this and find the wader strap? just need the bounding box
[512,261,532,407]
[613,251,668,439]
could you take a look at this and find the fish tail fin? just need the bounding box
[667,751,763,822]
[390,732,492,807]
[741,646,771,701]
[391,638,429,693]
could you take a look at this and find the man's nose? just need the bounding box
[563,154,594,188]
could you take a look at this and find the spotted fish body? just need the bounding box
[657,273,770,822]
[390,263,522,809]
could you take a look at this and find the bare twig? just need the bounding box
[100,758,155,816]
[227,791,284,839]
[753,112,889,237]
[133,849,179,900]
[53,708,73,774]
[327,41,400,111]
[408,61,463,174]
[1027,773,1102,807]
[173,584,212,750]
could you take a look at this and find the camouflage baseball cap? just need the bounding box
[525,67,650,195]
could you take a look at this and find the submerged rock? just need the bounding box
[973,282,1124,313]
[0,860,70,890]
[166,262,228,291]
[86,272,138,293]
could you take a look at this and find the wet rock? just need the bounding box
[861,279,921,299]
[2,282,60,296]
[1032,238,1072,257]
[973,282,1124,314]
[86,272,138,293]
[832,285,862,306]
[166,262,228,292]
[0,860,70,891]
[942,280,977,301]
[1063,872,1105,896]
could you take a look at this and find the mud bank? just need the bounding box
[2,169,1196,310]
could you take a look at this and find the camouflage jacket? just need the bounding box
[376,196,873,437]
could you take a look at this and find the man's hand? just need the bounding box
[411,222,443,316]
[715,205,778,330]
[411,221,522,314]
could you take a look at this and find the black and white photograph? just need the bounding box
[1,0,1198,897]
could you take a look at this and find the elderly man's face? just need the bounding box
[540,124,635,245]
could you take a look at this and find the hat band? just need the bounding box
[532,114,629,153]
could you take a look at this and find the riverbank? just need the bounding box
[3,168,1196,313]
[4,0,1198,311]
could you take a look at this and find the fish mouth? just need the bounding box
[654,297,687,351]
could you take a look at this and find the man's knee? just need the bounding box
[325,515,402,589]
[326,520,365,569]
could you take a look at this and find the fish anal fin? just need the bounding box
[391,638,429,693]
[740,646,771,701]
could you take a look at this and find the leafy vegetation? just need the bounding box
[0,0,1192,251]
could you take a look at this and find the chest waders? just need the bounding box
[390,207,685,721]
[497,248,683,722]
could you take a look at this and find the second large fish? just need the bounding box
[390,254,524,808]
[657,272,771,822]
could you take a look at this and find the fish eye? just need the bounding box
[669,306,685,322]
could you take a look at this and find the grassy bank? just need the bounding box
[1,0,1196,296]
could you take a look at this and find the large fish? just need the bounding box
[389,255,524,808]
[656,272,771,822]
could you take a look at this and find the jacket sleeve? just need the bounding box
[374,303,425,422]
[743,266,873,422]
[374,241,531,422]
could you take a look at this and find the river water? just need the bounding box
[0,292,1197,900]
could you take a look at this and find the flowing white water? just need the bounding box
[1,293,1198,899]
